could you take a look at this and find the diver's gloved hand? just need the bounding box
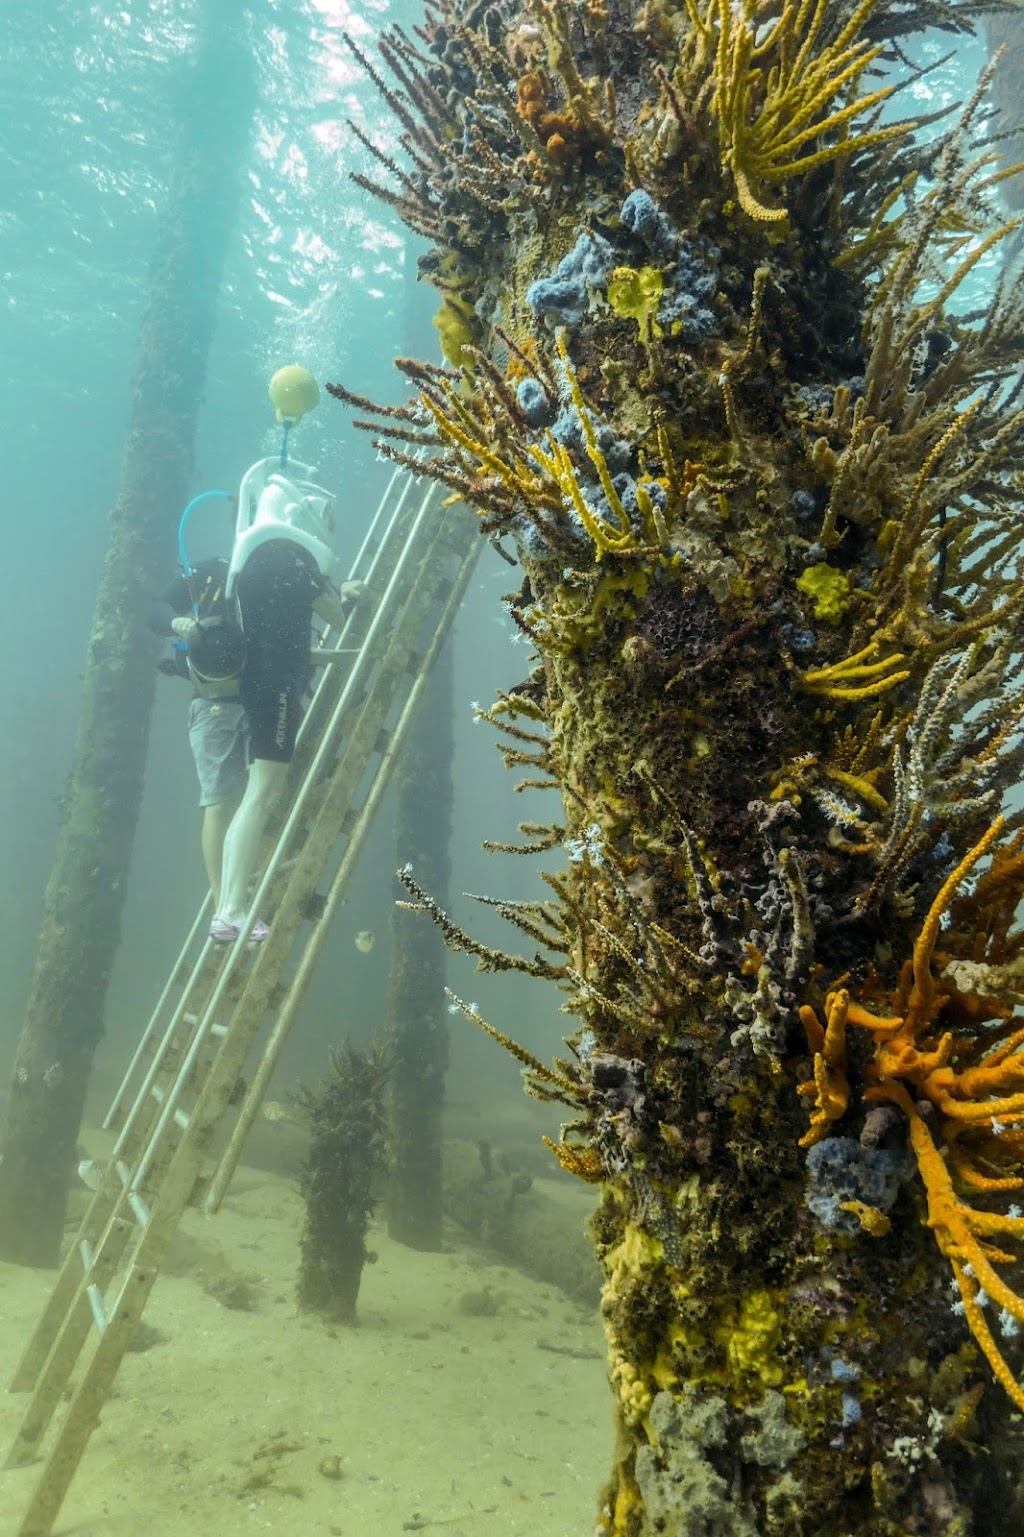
[170,615,202,643]
[339,580,366,604]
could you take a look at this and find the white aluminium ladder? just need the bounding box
[2,471,479,1537]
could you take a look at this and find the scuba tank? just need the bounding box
[176,492,247,695]
[184,615,247,694]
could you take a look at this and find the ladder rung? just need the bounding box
[148,1084,190,1129]
[114,1162,151,1230]
[3,481,470,1537]
[184,1011,227,1037]
[85,1285,106,1335]
[128,1193,151,1229]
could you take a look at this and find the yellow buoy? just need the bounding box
[268,365,320,424]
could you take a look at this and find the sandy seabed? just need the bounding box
[0,1163,611,1537]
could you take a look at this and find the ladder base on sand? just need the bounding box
[3,472,477,1537]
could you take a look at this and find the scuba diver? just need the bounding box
[148,553,250,916]
[153,366,363,944]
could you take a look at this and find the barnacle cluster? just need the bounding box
[331,1,1024,1531]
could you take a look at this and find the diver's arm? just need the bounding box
[148,572,192,636]
[313,587,348,629]
[313,579,365,630]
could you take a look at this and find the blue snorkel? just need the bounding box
[174,490,233,647]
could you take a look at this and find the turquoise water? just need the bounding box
[0,8,607,1529]
[0,0,550,1094]
[0,4,1009,1532]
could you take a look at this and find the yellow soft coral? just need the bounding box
[607,265,664,342]
[433,296,479,368]
[714,1289,785,1387]
[710,0,909,223]
[796,561,852,624]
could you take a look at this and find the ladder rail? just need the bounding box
[4,473,473,1537]
[102,462,414,1135]
[219,480,444,985]
[295,463,419,747]
[131,483,446,1192]
[9,931,277,1472]
[345,460,416,577]
[9,1137,168,1410]
[5,1195,136,1462]
[204,522,480,1210]
[107,944,221,1153]
[6,1185,130,1395]
[14,1194,201,1537]
[102,897,212,1131]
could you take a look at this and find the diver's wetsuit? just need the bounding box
[232,540,324,763]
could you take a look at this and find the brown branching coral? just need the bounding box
[395,864,566,980]
[517,70,589,169]
[444,988,587,1104]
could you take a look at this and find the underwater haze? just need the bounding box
[0,0,559,1091]
[0,2,1004,1535]
[0,2,611,1533]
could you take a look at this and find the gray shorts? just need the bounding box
[187,697,249,808]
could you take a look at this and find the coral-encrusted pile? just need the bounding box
[294,1042,390,1324]
[333,2,1024,1532]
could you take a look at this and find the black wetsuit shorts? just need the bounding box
[235,540,319,762]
